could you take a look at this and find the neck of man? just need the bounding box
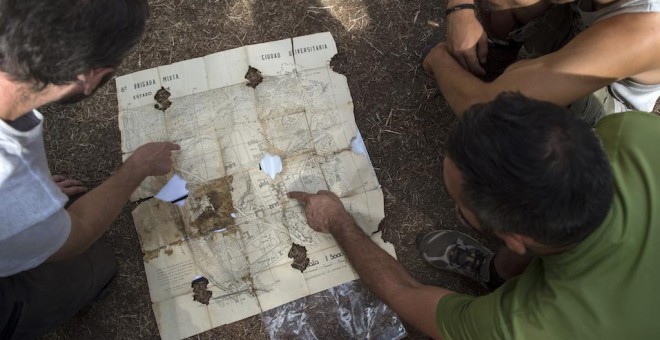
[527,240,577,256]
[0,73,66,122]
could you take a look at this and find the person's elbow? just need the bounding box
[47,210,89,261]
[385,283,451,340]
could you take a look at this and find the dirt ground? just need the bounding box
[38,0,646,339]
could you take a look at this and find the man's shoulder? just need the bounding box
[436,257,637,339]
[595,111,659,155]
[0,130,67,241]
[435,289,507,340]
[579,0,660,27]
[0,169,66,240]
[580,8,660,49]
[436,270,581,339]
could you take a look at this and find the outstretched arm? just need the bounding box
[49,142,180,261]
[424,13,660,115]
[289,190,454,339]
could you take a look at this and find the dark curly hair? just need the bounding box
[0,0,149,88]
[447,93,614,247]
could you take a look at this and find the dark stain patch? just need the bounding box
[143,249,160,263]
[245,66,263,88]
[241,274,257,297]
[241,274,254,286]
[223,224,240,236]
[186,176,235,237]
[142,239,185,263]
[288,243,310,272]
[329,53,347,75]
[192,277,212,305]
[134,199,185,250]
[154,87,172,111]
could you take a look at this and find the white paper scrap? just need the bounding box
[351,128,372,162]
[259,153,283,180]
[154,174,189,206]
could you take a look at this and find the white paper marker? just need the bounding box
[351,128,372,163]
[154,174,189,206]
[260,153,282,180]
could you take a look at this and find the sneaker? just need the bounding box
[418,230,494,287]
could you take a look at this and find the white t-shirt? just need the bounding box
[578,0,660,112]
[0,110,71,277]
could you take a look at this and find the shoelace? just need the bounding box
[448,245,487,276]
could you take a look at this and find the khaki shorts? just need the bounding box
[503,3,618,125]
[567,87,617,126]
[507,3,584,57]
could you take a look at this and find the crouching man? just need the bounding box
[290,93,660,339]
[0,1,178,338]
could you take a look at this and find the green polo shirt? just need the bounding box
[436,111,660,339]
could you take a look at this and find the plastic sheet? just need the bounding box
[262,280,407,340]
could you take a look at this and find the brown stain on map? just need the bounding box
[241,274,254,286]
[222,224,240,236]
[143,239,184,263]
[143,249,160,262]
[185,176,235,237]
[134,199,185,253]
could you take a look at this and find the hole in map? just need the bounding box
[245,66,263,88]
[154,86,172,111]
[191,277,212,305]
[288,243,310,273]
[260,153,282,180]
[350,128,370,161]
[329,53,347,75]
[154,174,189,206]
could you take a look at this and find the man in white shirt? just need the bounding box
[0,1,179,338]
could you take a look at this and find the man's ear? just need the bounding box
[77,67,114,95]
[495,231,528,255]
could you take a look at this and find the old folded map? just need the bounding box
[116,32,395,340]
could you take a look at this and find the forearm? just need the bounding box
[68,158,144,229]
[289,190,453,338]
[428,46,603,114]
[331,220,452,339]
[331,220,421,296]
[50,159,146,260]
[428,19,644,114]
[448,0,474,6]
[47,141,177,260]
[429,47,491,115]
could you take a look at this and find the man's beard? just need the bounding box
[56,72,115,105]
